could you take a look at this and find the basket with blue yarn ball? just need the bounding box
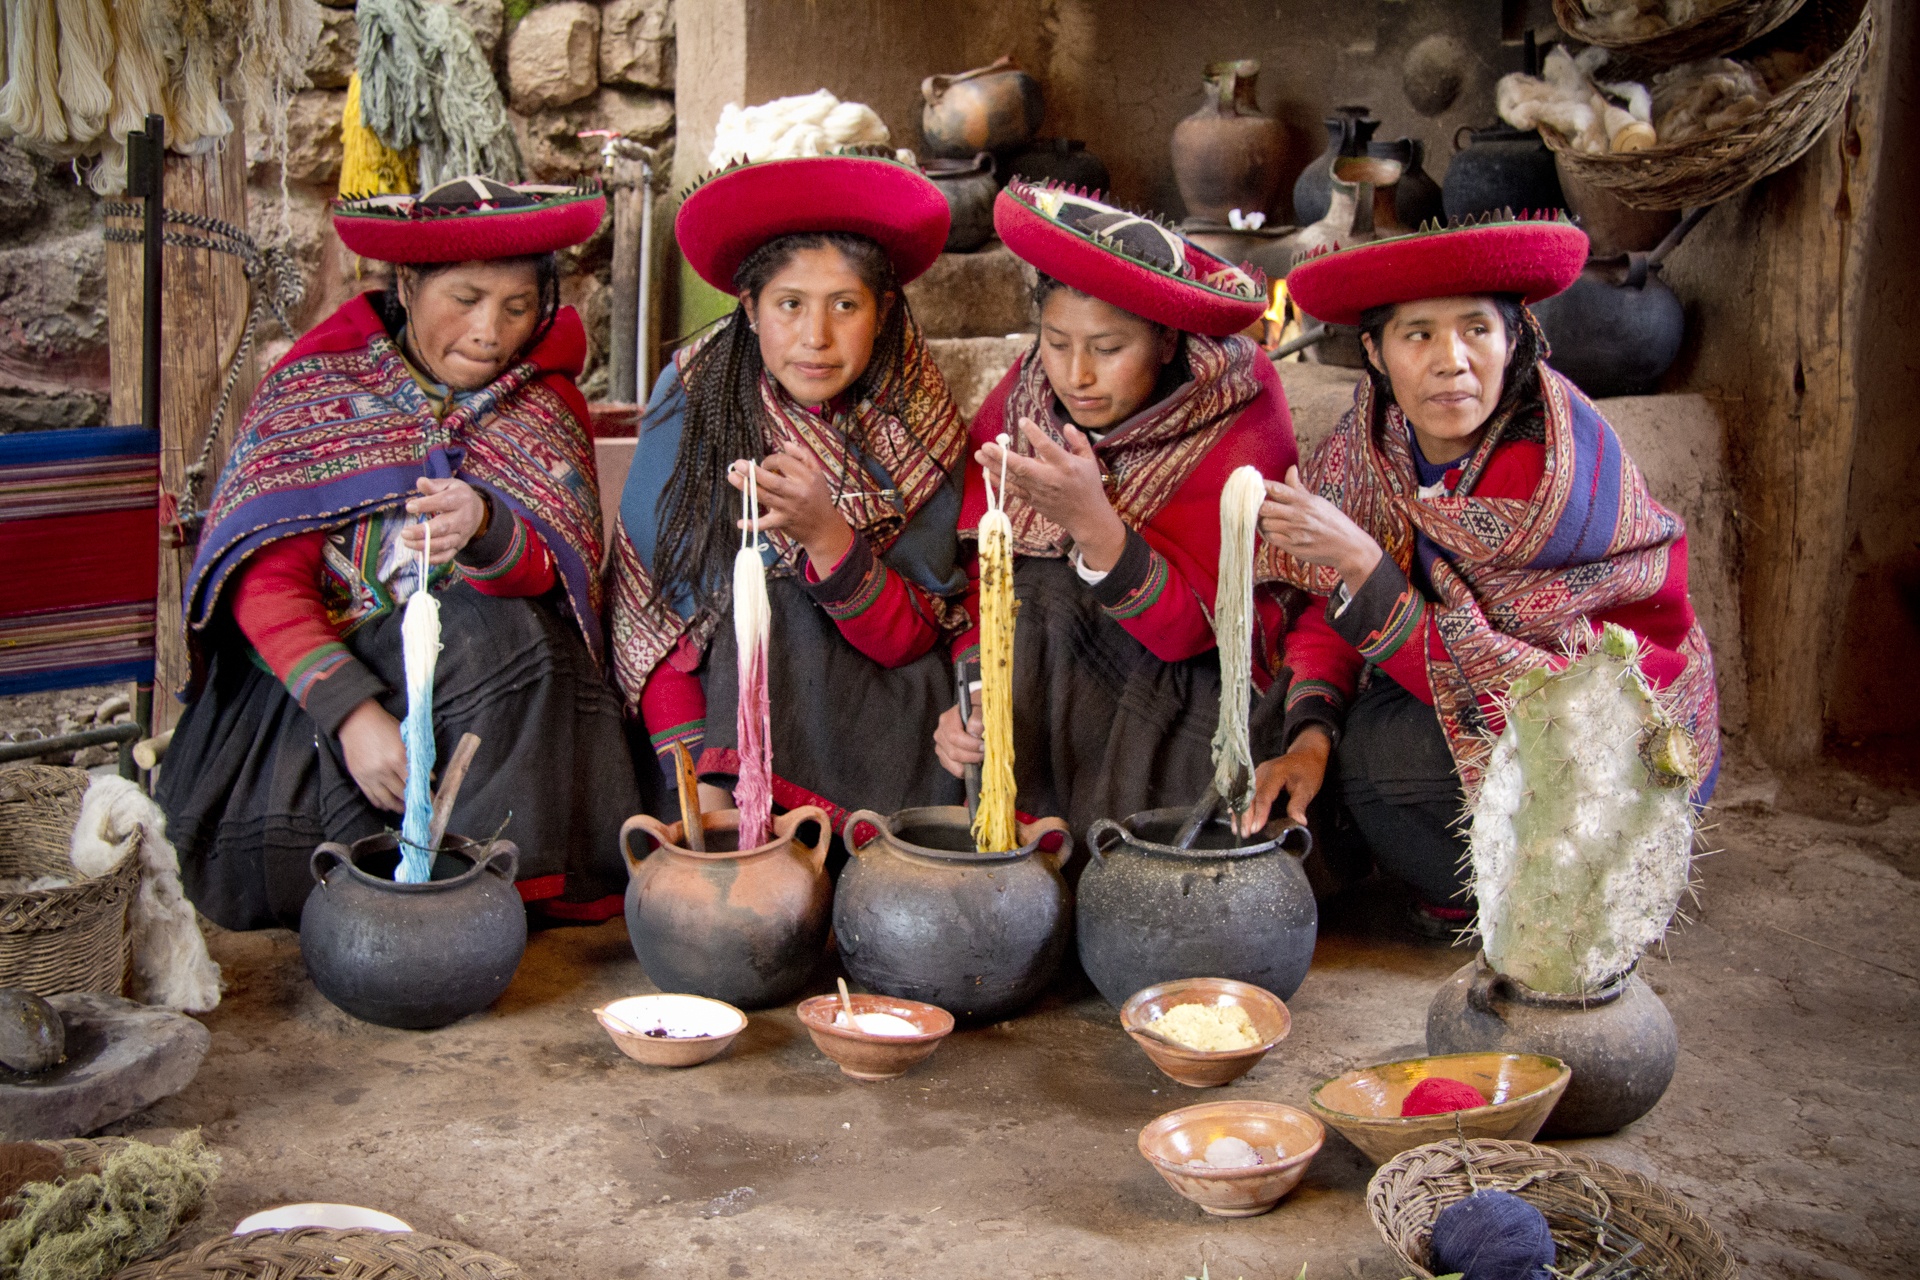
[1430,1190,1555,1280]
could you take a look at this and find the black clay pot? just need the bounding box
[924,152,999,253]
[1004,137,1110,194]
[836,806,1072,1021]
[1292,106,1378,227]
[300,833,527,1030]
[1427,953,1678,1136]
[1369,137,1445,228]
[1076,810,1318,1008]
[1442,126,1566,221]
[1532,255,1684,398]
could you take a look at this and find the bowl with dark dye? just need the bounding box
[594,993,747,1067]
[1138,1100,1325,1217]
[1120,977,1292,1087]
[796,993,954,1081]
[1307,1050,1571,1164]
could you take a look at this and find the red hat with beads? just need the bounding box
[1285,213,1589,328]
[332,175,607,263]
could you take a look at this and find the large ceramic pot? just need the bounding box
[1172,60,1289,225]
[1531,254,1684,398]
[1291,106,1378,226]
[1442,125,1565,221]
[836,806,1071,1021]
[1077,810,1318,1008]
[620,806,831,1010]
[1005,137,1110,194]
[921,57,1043,159]
[300,833,526,1030]
[924,153,998,253]
[1427,953,1678,1137]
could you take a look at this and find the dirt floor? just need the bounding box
[1,680,1909,1277]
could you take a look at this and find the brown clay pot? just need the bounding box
[620,806,832,1010]
[1172,60,1289,225]
[1555,153,1681,256]
[920,56,1043,159]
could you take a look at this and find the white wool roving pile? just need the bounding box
[69,777,222,1014]
[1580,0,1729,39]
[707,89,898,168]
[1498,46,1656,155]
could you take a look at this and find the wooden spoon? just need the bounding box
[425,732,482,853]
[671,742,706,852]
[836,977,858,1031]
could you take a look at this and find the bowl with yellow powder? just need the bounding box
[1121,977,1292,1087]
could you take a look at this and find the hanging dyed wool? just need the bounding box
[733,463,774,849]
[90,0,169,194]
[971,436,1020,854]
[356,0,522,187]
[152,0,238,154]
[340,71,416,197]
[54,0,115,147]
[0,0,72,152]
[397,525,442,883]
[1209,466,1266,814]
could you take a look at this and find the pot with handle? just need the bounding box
[299,832,527,1030]
[834,806,1072,1020]
[920,56,1044,159]
[1076,809,1317,1007]
[621,806,832,1010]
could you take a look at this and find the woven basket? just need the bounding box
[1543,0,1873,210]
[0,766,137,996]
[1368,1138,1738,1280]
[1552,0,1806,64]
[115,1227,524,1279]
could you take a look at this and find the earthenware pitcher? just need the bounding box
[300,833,526,1030]
[1076,810,1317,1007]
[1426,952,1678,1136]
[1291,106,1378,226]
[836,806,1072,1020]
[1172,60,1289,225]
[620,806,832,1010]
[920,56,1043,158]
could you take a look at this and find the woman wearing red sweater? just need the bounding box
[1244,216,1720,930]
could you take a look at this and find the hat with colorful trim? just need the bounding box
[1285,212,1589,328]
[676,150,950,291]
[333,176,607,264]
[993,178,1266,337]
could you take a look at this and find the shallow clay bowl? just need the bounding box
[595,994,747,1067]
[796,993,954,1081]
[1120,977,1292,1088]
[1138,1100,1325,1217]
[1307,1050,1571,1164]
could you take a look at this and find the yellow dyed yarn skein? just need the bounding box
[340,72,415,197]
[971,471,1020,855]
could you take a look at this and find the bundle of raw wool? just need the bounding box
[0,1132,219,1280]
[1497,45,1656,154]
[356,0,522,186]
[1650,57,1772,144]
[708,89,899,168]
[1579,0,1733,39]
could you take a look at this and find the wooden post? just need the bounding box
[606,154,645,403]
[107,123,256,733]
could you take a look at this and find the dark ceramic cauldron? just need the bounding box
[300,833,526,1030]
[1077,810,1317,1008]
[836,806,1071,1021]
[1532,254,1685,398]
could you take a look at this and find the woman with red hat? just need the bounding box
[931,180,1301,832]
[607,151,971,825]
[1241,215,1719,931]
[160,177,637,929]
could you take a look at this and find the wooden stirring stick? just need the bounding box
[425,732,482,853]
[671,742,706,851]
[837,976,858,1029]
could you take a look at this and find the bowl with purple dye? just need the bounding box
[595,993,747,1067]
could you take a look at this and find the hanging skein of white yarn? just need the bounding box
[89,0,170,193]
[0,0,72,151]
[152,0,236,154]
[54,0,115,147]
[1210,466,1266,813]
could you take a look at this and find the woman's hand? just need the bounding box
[401,476,488,563]
[978,418,1128,571]
[338,699,408,812]
[932,703,984,779]
[730,444,856,574]
[1234,724,1332,836]
[1258,465,1383,595]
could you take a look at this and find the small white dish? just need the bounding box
[599,993,748,1039]
[234,1203,412,1234]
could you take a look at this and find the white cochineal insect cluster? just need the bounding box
[1470,622,1701,996]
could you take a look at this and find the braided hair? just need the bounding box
[1356,293,1545,443]
[378,252,565,369]
[650,231,911,611]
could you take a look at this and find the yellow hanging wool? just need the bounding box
[340,71,416,197]
[1210,466,1266,813]
[971,456,1020,855]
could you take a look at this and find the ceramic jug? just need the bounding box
[1172,60,1289,225]
[921,57,1043,159]
[1443,125,1566,220]
[1292,106,1378,226]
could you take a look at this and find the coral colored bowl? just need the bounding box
[1137,1100,1325,1217]
[1120,977,1292,1088]
[796,993,954,1081]
[1307,1050,1571,1164]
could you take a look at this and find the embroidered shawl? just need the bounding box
[608,313,968,702]
[186,293,606,677]
[1257,366,1719,793]
[991,333,1264,556]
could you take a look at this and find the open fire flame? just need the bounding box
[1261,278,1300,353]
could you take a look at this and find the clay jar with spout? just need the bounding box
[300,833,526,1030]
[1173,60,1289,225]
[921,56,1043,159]
[620,807,832,1010]
[1427,953,1678,1136]
[1076,811,1318,1008]
[836,806,1072,1021]
[1292,106,1378,227]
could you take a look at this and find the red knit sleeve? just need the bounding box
[802,539,945,667]
[640,641,708,761]
[229,532,389,733]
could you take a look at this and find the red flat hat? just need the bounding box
[1286,214,1589,327]
[676,153,950,291]
[994,179,1266,336]
[333,176,606,264]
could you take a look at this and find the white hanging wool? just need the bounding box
[732,464,774,850]
[152,0,239,154]
[89,0,170,194]
[0,0,72,151]
[54,0,115,146]
[708,89,894,168]
[1209,466,1265,812]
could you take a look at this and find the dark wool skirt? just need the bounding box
[158,585,641,931]
[1332,673,1472,906]
[700,577,964,820]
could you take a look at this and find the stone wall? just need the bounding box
[0,149,110,432]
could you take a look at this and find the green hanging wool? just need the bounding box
[0,1132,219,1280]
[1469,622,1701,996]
[356,0,522,188]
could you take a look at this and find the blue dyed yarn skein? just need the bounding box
[1429,1189,1556,1280]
